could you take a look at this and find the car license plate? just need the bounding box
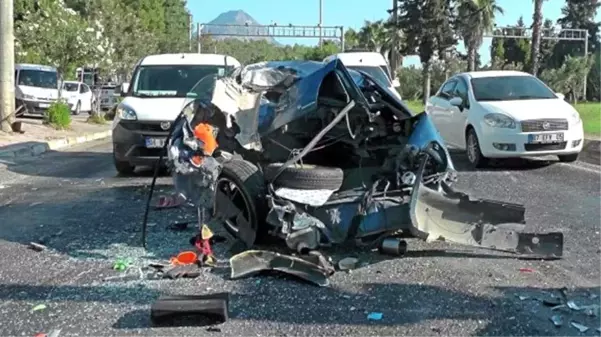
[528,133,564,143]
[38,103,49,108]
[145,137,166,148]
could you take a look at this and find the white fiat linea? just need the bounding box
[426,71,584,168]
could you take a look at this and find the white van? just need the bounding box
[323,52,402,99]
[14,64,62,116]
[111,53,241,174]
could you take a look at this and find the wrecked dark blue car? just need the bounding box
[168,59,563,260]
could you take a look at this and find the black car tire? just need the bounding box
[466,128,488,169]
[113,154,135,175]
[217,159,268,245]
[73,101,81,115]
[558,153,579,163]
[264,163,344,190]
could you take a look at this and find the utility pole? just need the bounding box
[188,14,193,52]
[583,31,588,100]
[197,23,202,53]
[390,0,398,73]
[0,0,16,133]
[318,0,323,47]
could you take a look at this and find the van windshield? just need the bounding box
[131,65,230,98]
[18,69,58,89]
[347,65,391,88]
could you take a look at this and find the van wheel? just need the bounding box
[113,154,135,176]
[73,101,81,115]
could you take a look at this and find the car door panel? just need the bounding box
[449,78,470,148]
[430,80,457,143]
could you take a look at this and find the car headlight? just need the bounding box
[22,94,35,100]
[569,110,581,123]
[116,105,137,120]
[483,113,516,129]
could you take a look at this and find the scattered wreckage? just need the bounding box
[159,59,563,268]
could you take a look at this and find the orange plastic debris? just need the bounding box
[169,251,198,265]
[193,123,218,156]
[191,155,203,166]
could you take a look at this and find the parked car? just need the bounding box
[163,60,563,260]
[111,53,241,175]
[62,81,95,115]
[323,52,402,100]
[99,84,118,111]
[14,63,63,116]
[426,70,584,168]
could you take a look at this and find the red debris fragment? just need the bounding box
[519,268,534,273]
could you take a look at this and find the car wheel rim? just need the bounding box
[214,177,253,235]
[467,133,478,163]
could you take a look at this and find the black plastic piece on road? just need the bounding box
[150,293,230,327]
[516,232,564,259]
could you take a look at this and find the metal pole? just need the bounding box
[390,0,398,72]
[340,26,345,51]
[0,0,15,132]
[583,31,588,100]
[197,23,202,53]
[188,14,193,52]
[319,0,323,47]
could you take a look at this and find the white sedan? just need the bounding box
[426,71,583,168]
[63,81,95,115]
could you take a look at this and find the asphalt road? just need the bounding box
[0,139,599,336]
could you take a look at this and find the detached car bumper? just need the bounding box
[479,122,584,158]
[112,120,170,167]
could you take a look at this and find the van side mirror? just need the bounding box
[392,78,400,88]
[556,92,565,100]
[119,83,129,97]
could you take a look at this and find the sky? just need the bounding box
[187,0,601,67]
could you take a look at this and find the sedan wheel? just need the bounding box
[466,129,488,169]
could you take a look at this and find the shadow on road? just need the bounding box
[0,280,595,336]
[3,149,168,179]
[448,148,557,172]
[0,182,195,262]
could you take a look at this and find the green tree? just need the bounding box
[398,0,456,103]
[490,17,531,68]
[540,55,594,103]
[303,41,341,61]
[344,28,359,50]
[456,0,503,71]
[15,0,101,80]
[158,0,191,53]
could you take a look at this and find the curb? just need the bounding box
[581,138,600,166]
[0,130,112,160]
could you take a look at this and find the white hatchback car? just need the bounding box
[62,81,95,115]
[426,71,584,168]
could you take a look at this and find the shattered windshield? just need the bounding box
[131,65,229,98]
[17,69,58,89]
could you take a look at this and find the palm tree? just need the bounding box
[457,0,504,72]
[530,0,545,75]
[358,20,387,52]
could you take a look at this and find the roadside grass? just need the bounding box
[405,100,600,137]
[86,113,108,125]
